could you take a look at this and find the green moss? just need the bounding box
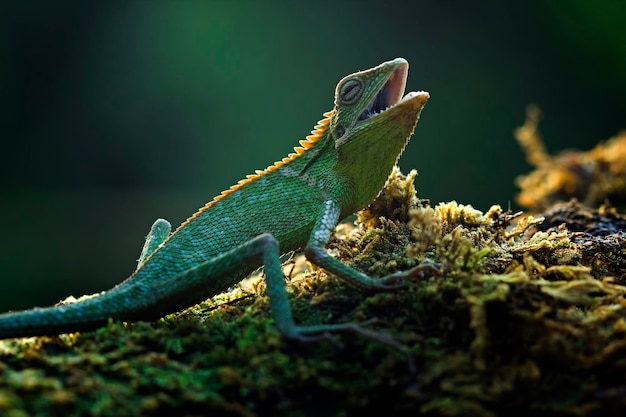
[2,167,626,416]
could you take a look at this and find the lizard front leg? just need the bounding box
[137,218,172,269]
[305,200,438,290]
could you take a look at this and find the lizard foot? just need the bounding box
[288,319,416,373]
[379,258,440,287]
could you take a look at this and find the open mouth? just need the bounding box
[357,63,408,122]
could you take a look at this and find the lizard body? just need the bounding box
[0,58,429,340]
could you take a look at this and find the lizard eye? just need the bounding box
[339,78,363,105]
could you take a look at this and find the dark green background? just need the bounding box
[1,1,624,310]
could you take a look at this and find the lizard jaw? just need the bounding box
[357,61,408,122]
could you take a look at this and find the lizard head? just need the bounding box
[330,57,429,212]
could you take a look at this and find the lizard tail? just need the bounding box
[0,281,160,339]
[0,294,126,339]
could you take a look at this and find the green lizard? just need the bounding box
[0,58,430,341]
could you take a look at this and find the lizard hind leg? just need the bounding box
[142,232,376,341]
[236,234,389,341]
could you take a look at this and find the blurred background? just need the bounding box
[0,1,624,310]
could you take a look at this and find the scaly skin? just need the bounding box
[0,58,429,340]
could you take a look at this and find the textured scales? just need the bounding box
[0,58,429,340]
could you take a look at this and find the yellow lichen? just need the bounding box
[515,106,626,210]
